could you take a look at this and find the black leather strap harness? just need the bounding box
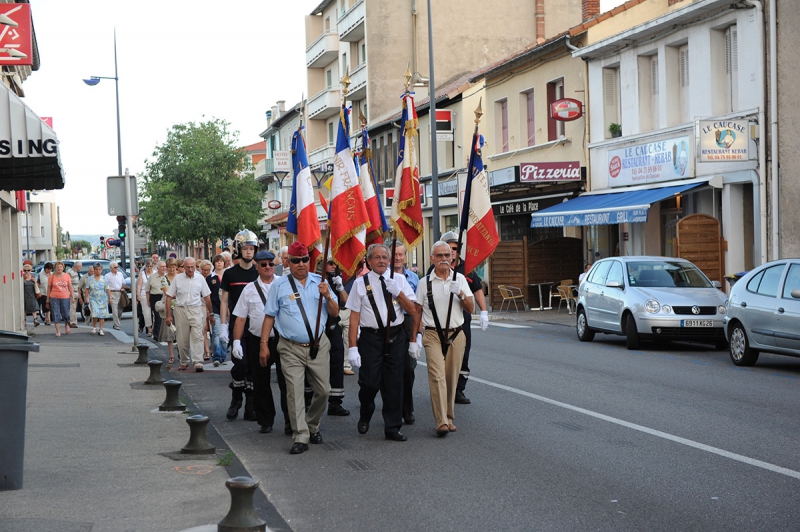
[287,276,319,359]
[426,274,462,356]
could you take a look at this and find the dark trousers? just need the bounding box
[327,321,345,405]
[149,293,162,340]
[246,333,288,428]
[402,313,416,415]
[230,319,251,390]
[357,326,407,435]
[456,311,472,393]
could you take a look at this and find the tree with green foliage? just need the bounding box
[71,239,91,254]
[138,119,265,255]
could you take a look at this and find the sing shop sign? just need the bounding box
[698,120,750,162]
[607,136,693,188]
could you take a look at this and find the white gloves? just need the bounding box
[383,276,401,297]
[347,347,361,368]
[480,310,489,331]
[332,275,344,292]
[408,333,423,359]
[446,280,461,296]
[232,339,243,360]
[219,326,229,344]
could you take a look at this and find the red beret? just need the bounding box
[288,241,308,257]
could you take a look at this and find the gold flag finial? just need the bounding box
[404,61,412,89]
[342,67,351,98]
[474,98,483,125]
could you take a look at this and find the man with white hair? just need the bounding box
[165,257,215,372]
[68,261,83,327]
[105,262,125,330]
[221,251,233,270]
[279,246,290,276]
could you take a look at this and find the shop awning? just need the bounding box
[530,182,703,228]
[0,82,64,191]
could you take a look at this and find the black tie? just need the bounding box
[379,277,397,326]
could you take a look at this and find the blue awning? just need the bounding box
[530,182,702,228]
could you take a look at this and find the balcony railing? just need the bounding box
[306,31,339,68]
[338,0,365,42]
[308,87,342,120]
[254,158,275,181]
[348,62,367,101]
[308,144,336,168]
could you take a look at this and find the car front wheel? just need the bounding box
[625,313,640,350]
[576,308,595,342]
[729,323,759,366]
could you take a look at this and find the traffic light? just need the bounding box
[99,236,105,250]
[116,215,127,240]
[222,237,228,250]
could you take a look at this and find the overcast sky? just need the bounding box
[23,0,320,235]
[23,0,626,236]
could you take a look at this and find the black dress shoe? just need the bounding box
[309,431,323,444]
[290,442,309,454]
[260,425,273,434]
[403,412,415,424]
[357,420,369,434]
[385,431,408,442]
[327,404,350,416]
[226,400,242,420]
[284,422,292,435]
[455,391,471,404]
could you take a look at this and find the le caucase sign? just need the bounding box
[698,120,751,163]
[607,136,693,188]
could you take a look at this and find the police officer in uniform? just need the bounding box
[324,259,350,416]
[231,250,289,434]
[347,243,417,441]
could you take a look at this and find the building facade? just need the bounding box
[19,190,58,264]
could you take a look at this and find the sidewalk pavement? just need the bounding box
[489,306,578,329]
[0,322,247,532]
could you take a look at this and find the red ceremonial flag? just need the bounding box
[390,91,424,249]
[459,133,500,274]
[329,106,370,278]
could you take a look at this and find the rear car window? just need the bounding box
[588,262,612,285]
[747,264,784,298]
[781,264,800,299]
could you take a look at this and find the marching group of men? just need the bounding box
[166,228,489,455]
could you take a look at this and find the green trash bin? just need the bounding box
[0,330,39,491]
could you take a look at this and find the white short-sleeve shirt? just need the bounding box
[346,270,416,329]
[416,270,473,329]
[232,278,274,338]
[165,272,211,307]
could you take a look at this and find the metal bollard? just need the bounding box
[217,476,267,532]
[158,380,185,412]
[134,344,150,365]
[144,360,165,385]
[181,415,215,454]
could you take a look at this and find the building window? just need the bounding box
[361,43,366,65]
[325,16,330,32]
[21,226,27,237]
[443,215,458,233]
[40,226,45,237]
[341,53,347,77]
[390,132,398,184]
[328,122,334,144]
[679,44,690,123]
[496,99,509,153]
[638,54,659,132]
[520,89,535,147]
[326,69,333,89]
[547,78,564,139]
[602,67,620,138]
[726,26,738,112]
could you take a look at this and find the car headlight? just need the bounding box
[645,299,661,313]
[718,305,726,314]
[661,305,672,314]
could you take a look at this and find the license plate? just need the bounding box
[681,320,713,327]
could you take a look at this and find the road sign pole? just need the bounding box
[124,169,139,350]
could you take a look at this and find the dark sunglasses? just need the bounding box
[258,262,275,268]
[289,256,311,264]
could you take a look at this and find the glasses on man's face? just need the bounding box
[258,262,275,268]
[433,253,451,259]
[289,256,310,264]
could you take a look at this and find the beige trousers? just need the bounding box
[422,328,466,429]
[174,306,206,366]
[139,294,152,328]
[277,334,331,443]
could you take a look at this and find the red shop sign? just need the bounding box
[0,4,32,67]
[549,98,583,122]
[519,161,582,183]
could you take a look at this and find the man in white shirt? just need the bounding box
[165,257,214,371]
[347,243,417,441]
[414,241,474,437]
[231,250,289,434]
[105,262,126,330]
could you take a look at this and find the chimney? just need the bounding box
[277,100,286,115]
[582,0,600,22]
[271,105,278,122]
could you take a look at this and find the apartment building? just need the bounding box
[19,190,58,264]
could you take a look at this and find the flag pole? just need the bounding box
[444,99,482,334]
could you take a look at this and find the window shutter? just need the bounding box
[680,48,689,88]
[501,100,509,152]
[526,91,535,147]
[731,28,738,72]
[651,57,659,96]
[603,69,616,106]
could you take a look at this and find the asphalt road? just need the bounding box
[115,315,800,531]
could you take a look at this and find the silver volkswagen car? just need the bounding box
[575,256,729,350]
[724,259,800,366]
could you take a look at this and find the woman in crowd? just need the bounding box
[159,258,179,364]
[147,261,167,341]
[213,254,226,280]
[137,259,154,337]
[47,261,74,337]
[84,263,112,335]
[23,269,40,328]
[199,259,224,364]
[176,259,185,275]
[38,262,53,325]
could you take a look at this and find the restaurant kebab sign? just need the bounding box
[607,135,693,188]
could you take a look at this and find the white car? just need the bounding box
[575,256,729,350]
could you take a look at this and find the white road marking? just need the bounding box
[471,322,531,329]
[420,362,800,481]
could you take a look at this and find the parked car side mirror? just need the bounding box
[712,280,723,289]
[791,289,800,299]
[605,280,622,289]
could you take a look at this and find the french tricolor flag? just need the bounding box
[359,128,388,247]
[287,128,323,267]
[459,133,500,274]
[390,91,424,250]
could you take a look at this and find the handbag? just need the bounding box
[119,290,130,309]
